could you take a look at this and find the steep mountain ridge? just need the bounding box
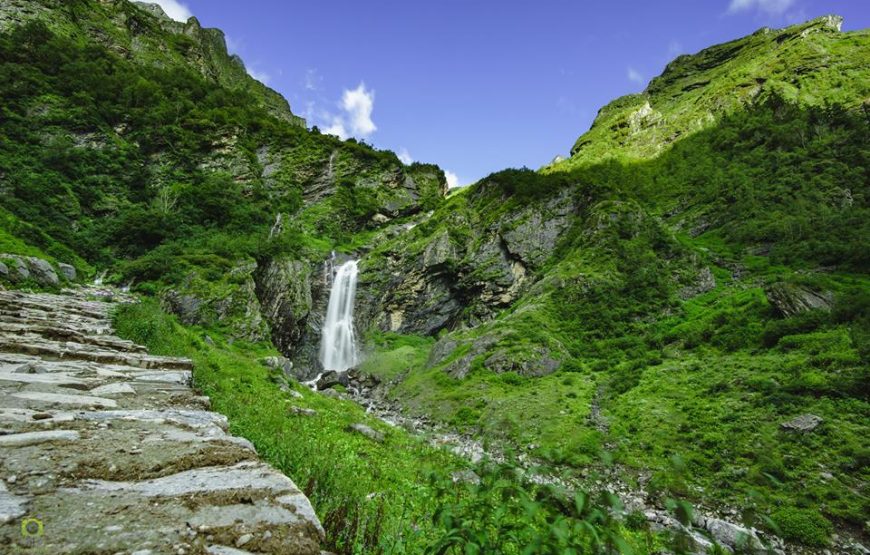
[0,0,303,124]
[553,15,867,169]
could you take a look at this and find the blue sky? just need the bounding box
[151,0,869,187]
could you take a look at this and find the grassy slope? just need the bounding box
[554,16,869,170]
[357,52,869,548]
[112,300,466,553]
[115,300,678,555]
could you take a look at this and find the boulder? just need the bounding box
[347,368,381,389]
[0,255,29,282]
[0,261,7,280]
[262,356,299,380]
[57,263,77,281]
[24,256,59,286]
[347,423,385,443]
[765,282,833,318]
[780,414,823,432]
[703,517,764,551]
[316,371,348,390]
[484,347,560,377]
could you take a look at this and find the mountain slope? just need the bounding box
[349,17,869,550]
[0,0,304,124]
[551,15,868,170]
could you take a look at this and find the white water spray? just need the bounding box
[319,259,359,372]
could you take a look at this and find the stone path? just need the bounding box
[0,287,325,554]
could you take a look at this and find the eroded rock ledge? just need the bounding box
[0,287,324,554]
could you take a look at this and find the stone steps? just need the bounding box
[0,286,324,553]
[0,337,193,370]
[0,321,147,352]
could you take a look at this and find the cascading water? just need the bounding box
[319,259,360,372]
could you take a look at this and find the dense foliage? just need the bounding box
[0,21,430,288]
[363,96,868,547]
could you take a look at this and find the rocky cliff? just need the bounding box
[0,0,304,125]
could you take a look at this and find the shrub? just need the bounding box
[771,507,832,547]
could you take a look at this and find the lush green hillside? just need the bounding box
[353,17,869,551]
[1,3,867,553]
[552,15,868,170]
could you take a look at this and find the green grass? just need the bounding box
[113,299,464,554]
[359,331,434,383]
[114,299,688,555]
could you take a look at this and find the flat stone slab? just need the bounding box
[0,429,80,447]
[11,391,118,408]
[90,382,136,396]
[0,482,28,524]
[74,461,300,498]
[0,371,90,386]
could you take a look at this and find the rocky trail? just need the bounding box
[0,287,325,554]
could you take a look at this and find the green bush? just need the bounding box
[771,507,832,547]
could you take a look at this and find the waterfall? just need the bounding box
[319,259,359,372]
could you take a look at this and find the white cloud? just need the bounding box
[149,0,192,22]
[445,171,462,189]
[320,82,377,139]
[727,0,796,15]
[397,148,413,165]
[322,117,348,140]
[247,67,271,85]
[627,67,644,85]
[342,84,377,136]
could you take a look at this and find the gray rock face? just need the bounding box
[359,188,580,342]
[0,261,7,280]
[780,413,823,432]
[347,423,385,443]
[162,289,205,325]
[23,256,59,286]
[161,264,268,342]
[254,258,313,356]
[57,262,76,281]
[500,191,575,268]
[765,282,833,317]
[0,255,29,283]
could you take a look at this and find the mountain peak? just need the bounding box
[555,15,863,170]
